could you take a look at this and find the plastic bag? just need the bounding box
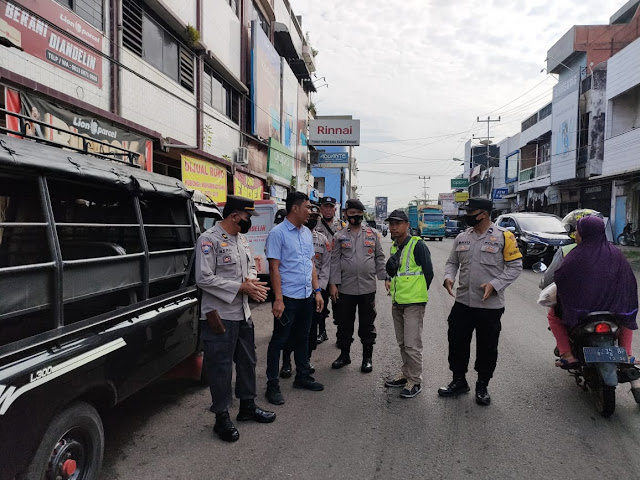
[537,282,557,307]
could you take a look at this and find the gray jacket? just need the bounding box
[195,223,256,321]
[330,225,386,295]
[444,225,523,309]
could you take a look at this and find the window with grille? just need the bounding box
[122,0,195,92]
[55,0,104,30]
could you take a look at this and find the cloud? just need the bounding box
[291,0,623,205]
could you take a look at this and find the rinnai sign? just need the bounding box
[309,119,360,146]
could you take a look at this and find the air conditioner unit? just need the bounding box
[236,147,249,165]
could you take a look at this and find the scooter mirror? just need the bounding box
[532,262,547,273]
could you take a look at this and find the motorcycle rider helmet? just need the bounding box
[561,209,603,239]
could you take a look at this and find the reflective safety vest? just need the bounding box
[390,236,428,304]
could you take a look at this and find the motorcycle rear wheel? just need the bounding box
[594,385,616,418]
[617,233,629,246]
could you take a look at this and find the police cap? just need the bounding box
[274,208,287,224]
[319,196,337,206]
[345,198,365,211]
[385,209,409,222]
[309,204,320,215]
[222,195,259,218]
[461,197,493,212]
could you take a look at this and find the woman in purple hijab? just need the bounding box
[553,215,638,365]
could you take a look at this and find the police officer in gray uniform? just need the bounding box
[195,196,276,443]
[438,198,523,406]
[315,196,345,342]
[329,198,386,373]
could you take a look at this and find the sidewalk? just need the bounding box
[618,244,640,271]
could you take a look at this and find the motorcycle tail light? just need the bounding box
[595,323,612,334]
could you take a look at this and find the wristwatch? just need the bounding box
[313,288,322,294]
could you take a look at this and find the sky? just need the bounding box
[291,0,624,211]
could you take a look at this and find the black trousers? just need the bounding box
[201,319,256,414]
[335,292,377,349]
[318,289,330,334]
[283,291,324,361]
[447,302,504,382]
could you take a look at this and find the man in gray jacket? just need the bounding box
[196,196,275,442]
[438,198,523,406]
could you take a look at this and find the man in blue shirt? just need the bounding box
[265,192,325,405]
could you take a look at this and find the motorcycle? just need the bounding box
[617,222,640,247]
[535,262,640,417]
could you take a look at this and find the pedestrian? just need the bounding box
[315,196,346,343]
[438,198,523,405]
[195,195,275,443]
[329,198,386,373]
[264,192,325,405]
[383,209,434,398]
[280,204,331,378]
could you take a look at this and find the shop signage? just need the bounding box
[308,119,360,146]
[438,193,455,201]
[317,151,348,167]
[267,138,294,183]
[3,0,104,86]
[5,88,152,170]
[374,197,387,222]
[492,188,509,200]
[234,172,264,200]
[181,155,227,203]
[450,178,469,188]
[454,191,470,202]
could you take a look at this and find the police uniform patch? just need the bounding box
[489,236,498,242]
[368,248,373,254]
[221,242,228,247]
[364,240,375,247]
[341,242,352,248]
[326,241,332,251]
[201,241,213,254]
[223,255,232,263]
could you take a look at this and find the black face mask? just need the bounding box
[237,217,251,234]
[347,214,363,226]
[306,218,318,230]
[464,213,482,227]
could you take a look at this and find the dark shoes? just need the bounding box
[400,383,422,399]
[293,376,324,391]
[332,350,351,369]
[237,402,276,423]
[265,382,285,405]
[279,361,292,379]
[213,411,239,442]
[437,377,471,397]
[308,362,316,374]
[361,345,373,373]
[475,381,491,406]
[317,331,328,344]
[384,376,408,388]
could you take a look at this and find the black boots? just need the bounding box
[237,399,277,423]
[475,381,491,406]
[265,380,285,405]
[361,345,373,373]
[213,411,239,442]
[437,376,471,397]
[332,348,351,369]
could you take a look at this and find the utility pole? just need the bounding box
[419,175,430,202]
[473,116,501,199]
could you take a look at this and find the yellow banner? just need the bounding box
[454,192,469,202]
[234,172,264,200]
[181,155,227,203]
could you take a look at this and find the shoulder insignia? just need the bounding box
[201,241,213,255]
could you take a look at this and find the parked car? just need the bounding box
[496,212,573,268]
[0,134,203,479]
[445,219,463,238]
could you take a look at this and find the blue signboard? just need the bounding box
[317,151,349,167]
[492,188,509,200]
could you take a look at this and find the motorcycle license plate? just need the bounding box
[583,346,628,363]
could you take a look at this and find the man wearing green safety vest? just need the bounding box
[383,209,434,398]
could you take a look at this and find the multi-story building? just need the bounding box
[0,0,319,205]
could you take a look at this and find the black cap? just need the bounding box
[309,204,320,215]
[319,196,337,206]
[274,208,287,224]
[222,195,259,218]
[345,198,365,211]
[461,197,493,212]
[385,209,409,222]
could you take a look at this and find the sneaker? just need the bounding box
[265,383,285,405]
[400,382,422,398]
[293,376,324,391]
[384,376,408,388]
[317,332,328,344]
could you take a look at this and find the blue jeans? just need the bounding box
[266,296,313,382]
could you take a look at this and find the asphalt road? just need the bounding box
[101,236,640,480]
